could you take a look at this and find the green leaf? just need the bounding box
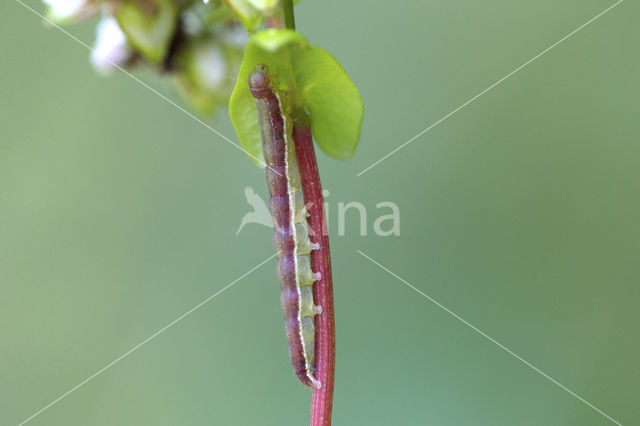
[172,38,243,116]
[293,47,364,160]
[246,0,279,10]
[229,29,364,165]
[223,0,262,32]
[116,0,177,63]
[222,0,288,31]
[229,30,307,165]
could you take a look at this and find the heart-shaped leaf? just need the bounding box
[116,0,177,63]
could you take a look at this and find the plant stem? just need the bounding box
[293,124,335,426]
[265,2,334,423]
[282,0,296,30]
[266,0,294,30]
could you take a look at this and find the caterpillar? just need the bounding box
[249,65,322,389]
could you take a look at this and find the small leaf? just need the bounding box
[293,47,364,160]
[173,37,242,116]
[223,0,262,32]
[246,0,279,10]
[229,29,363,165]
[116,0,177,63]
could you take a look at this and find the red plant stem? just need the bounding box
[293,124,335,426]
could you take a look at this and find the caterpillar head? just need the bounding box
[248,64,272,99]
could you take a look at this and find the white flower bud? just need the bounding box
[42,0,97,23]
[90,17,133,75]
[192,43,227,90]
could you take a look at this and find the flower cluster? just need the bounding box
[43,0,248,115]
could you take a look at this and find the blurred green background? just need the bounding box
[1,0,638,425]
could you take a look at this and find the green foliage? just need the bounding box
[293,46,364,160]
[247,0,280,9]
[42,0,363,164]
[172,37,243,116]
[116,0,177,63]
[223,0,264,32]
[223,0,300,33]
[229,29,364,165]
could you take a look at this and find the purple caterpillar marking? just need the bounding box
[249,65,322,389]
